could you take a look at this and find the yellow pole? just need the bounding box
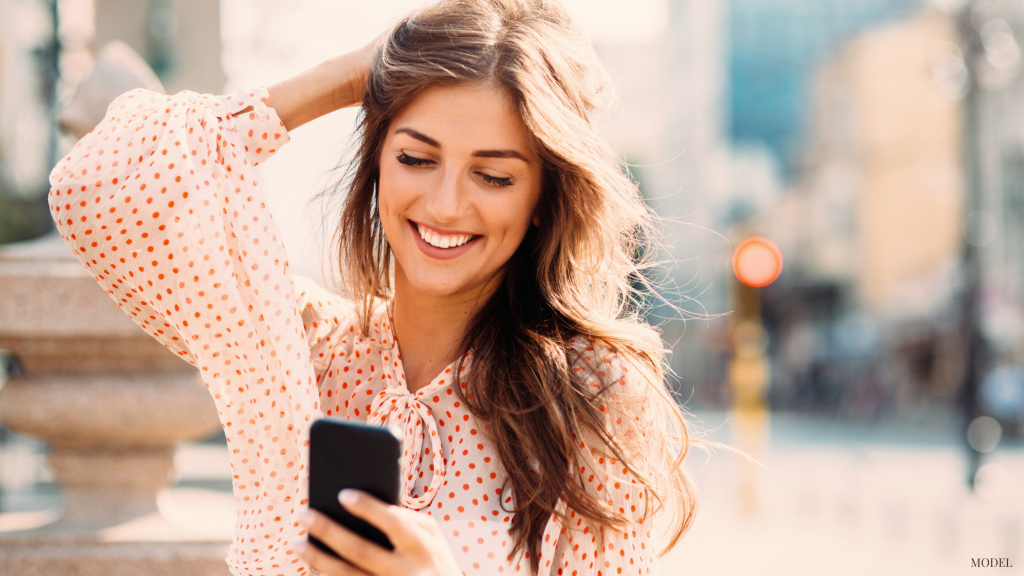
[727,277,770,516]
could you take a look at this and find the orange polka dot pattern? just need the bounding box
[49,87,660,576]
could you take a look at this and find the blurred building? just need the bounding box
[727,0,923,177]
[642,0,965,409]
[752,0,1024,433]
[969,0,1024,353]
[637,0,972,410]
[764,10,968,420]
[964,0,1024,434]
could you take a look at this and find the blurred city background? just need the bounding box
[0,0,1022,574]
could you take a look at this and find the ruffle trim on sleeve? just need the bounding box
[213,87,290,167]
[294,275,356,354]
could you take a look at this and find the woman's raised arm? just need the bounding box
[45,45,370,572]
[265,40,374,132]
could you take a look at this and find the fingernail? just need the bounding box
[292,540,308,554]
[339,489,358,506]
[298,509,315,528]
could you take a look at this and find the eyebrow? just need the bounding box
[394,127,531,163]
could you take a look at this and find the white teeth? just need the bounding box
[416,223,474,249]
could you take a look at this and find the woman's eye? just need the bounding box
[397,152,432,167]
[480,173,513,187]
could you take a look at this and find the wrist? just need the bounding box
[324,51,370,110]
[265,47,370,132]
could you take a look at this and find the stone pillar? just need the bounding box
[94,0,226,95]
[0,233,230,574]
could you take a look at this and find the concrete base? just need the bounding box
[0,483,237,576]
[0,541,231,576]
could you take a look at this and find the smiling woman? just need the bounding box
[378,82,544,337]
[316,0,707,572]
[47,0,706,575]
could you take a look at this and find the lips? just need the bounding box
[408,220,482,260]
[413,221,478,248]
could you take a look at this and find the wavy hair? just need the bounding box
[324,0,705,568]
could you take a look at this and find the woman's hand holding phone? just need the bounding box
[293,489,462,576]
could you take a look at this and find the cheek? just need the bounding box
[378,161,421,208]
[376,167,403,246]
[377,164,412,220]
[377,164,394,208]
[488,197,536,246]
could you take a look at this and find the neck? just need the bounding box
[390,263,503,394]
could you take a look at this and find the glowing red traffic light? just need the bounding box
[732,236,783,288]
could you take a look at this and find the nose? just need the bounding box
[425,164,468,225]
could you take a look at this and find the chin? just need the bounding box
[410,281,471,299]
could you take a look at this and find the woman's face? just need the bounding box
[378,81,544,301]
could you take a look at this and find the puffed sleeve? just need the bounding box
[293,274,358,391]
[537,338,662,576]
[48,87,322,576]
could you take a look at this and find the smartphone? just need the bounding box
[307,418,402,558]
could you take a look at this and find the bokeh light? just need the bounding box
[732,236,783,288]
[974,463,1009,501]
[980,365,1024,422]
[966,415,1002,453]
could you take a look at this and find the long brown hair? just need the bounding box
[325,0,703,568]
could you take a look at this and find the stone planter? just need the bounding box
[0,232,229,575]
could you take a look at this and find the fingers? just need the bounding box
[292,540,370,576]
[405,507,443,535]
[338,490,412,546]
[298,509,394,574]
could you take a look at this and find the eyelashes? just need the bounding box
[396,152,513,188]
[480,174,513,187]
[397,152,431,167]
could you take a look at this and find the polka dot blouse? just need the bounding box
[48,87,662,576]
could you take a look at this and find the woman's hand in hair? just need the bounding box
[294,490,462,576]
[336,35,380,109]
[265,35,378,132]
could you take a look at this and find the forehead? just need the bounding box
[389,81,537,156]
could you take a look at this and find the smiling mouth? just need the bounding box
[410,221,481,249]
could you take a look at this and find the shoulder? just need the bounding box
[566,334,643,397]
[292,275,360,365]
[566,333,656,447]
[564,336,659,527]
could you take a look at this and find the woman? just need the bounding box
[48,0,702,574]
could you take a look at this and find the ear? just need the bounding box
[532,208,542,228]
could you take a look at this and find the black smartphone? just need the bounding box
[307,418,402,558]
